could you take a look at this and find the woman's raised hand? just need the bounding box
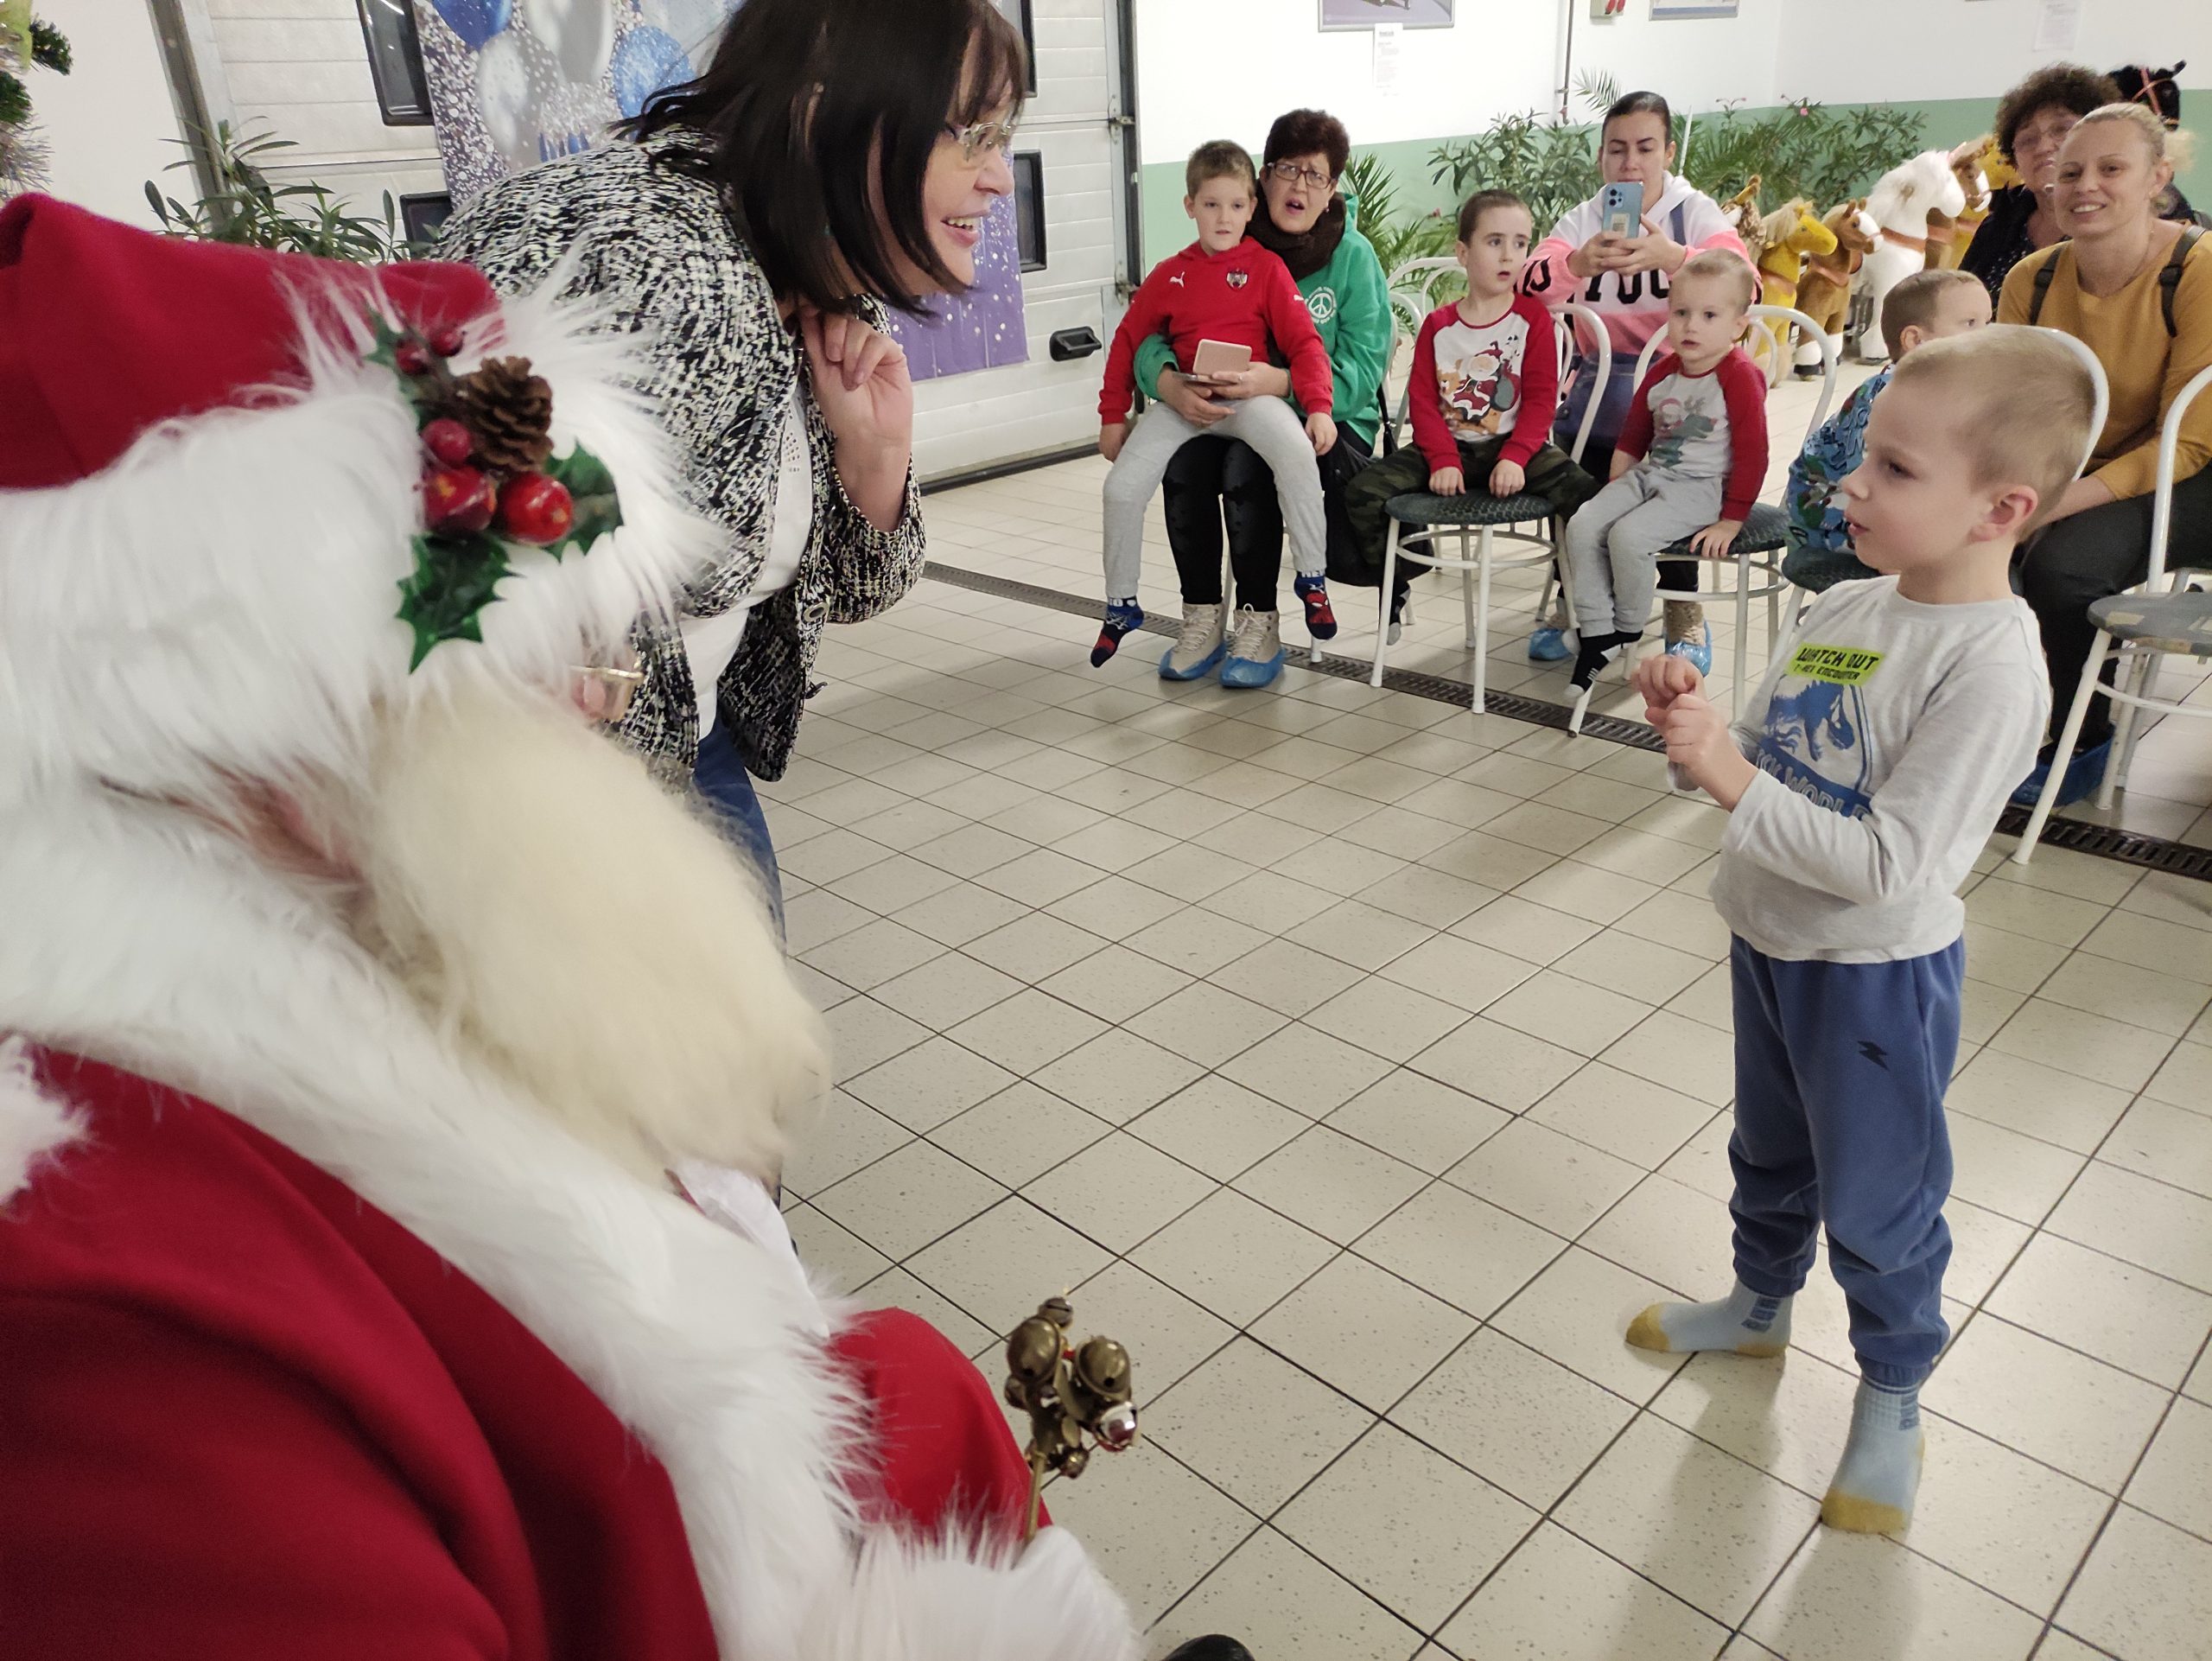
[800,307,912,531]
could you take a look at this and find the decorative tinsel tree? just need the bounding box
[0,0,70,203]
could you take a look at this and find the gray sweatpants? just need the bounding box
[1103,395,1325,601]
[1564,467,1725,638]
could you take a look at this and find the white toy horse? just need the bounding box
[1855,150,1967,363]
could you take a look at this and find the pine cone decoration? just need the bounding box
[454,356,554,472]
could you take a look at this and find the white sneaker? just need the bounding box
[1159,601,1226,680]
[1219,607,1287,689]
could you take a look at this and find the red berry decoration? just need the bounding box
[429,325,467,358]
[496,472,576,545]
[423,465,496,534]
[395,339,432,375]
[422,417,476,468]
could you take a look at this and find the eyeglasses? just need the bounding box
[1268,162,1333,189]
[944,117,1020,164]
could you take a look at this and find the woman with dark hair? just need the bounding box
[441,0,1020,916]
[1519,89,1752,671]
[1135,108,1392,688]
[1958,64,2125,300]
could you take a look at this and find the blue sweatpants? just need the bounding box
[693,718,785,943]
[1727,936,1963,1388]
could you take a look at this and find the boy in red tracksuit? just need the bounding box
[1344,189,1599,632]
[1092,139,1338,667]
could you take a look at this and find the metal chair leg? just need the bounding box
[1372,523,1401,689]
[2014,629,2110,864]
[2099,651,2155,810]
[1460,531,1478,648]
[1472,527,1493,715]
[1732,552,1750,716]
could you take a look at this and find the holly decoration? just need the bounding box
[368,317,625,669]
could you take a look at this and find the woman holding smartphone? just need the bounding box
[1519,89,1752,668]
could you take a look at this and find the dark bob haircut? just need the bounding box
[1994,64,2120,164]
[1264,109,1351,181]
[620,0,1026,315]
[1603,90,1674,141]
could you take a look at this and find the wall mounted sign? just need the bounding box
[1319,0,1454,31]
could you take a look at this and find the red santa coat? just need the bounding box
[0,1050,1102,1660]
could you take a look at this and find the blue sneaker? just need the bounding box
[1218,607,1286,689]
[1528,597,1572,662]
[1665,613,1713,677]
[1159,602,1227,681]
[2012,738,2113,808]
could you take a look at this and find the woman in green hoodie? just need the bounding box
[1135,108,1392,686]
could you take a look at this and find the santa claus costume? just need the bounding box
[0,197,1135,1660]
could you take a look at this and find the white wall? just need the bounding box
[31,0,188,227]
[1130,0,1561,162]
[1773,0,2212,108]
[1573,0,1785,114]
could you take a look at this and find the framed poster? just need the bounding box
[1650,0,1739,16]
[1319,0,1453,29]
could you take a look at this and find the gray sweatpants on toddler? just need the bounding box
[1564,467,1724,638]
[1103,395,1326,601]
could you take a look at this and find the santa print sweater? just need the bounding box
[1409,294,1562,473]
[1099,239,1333,422]
[1618,347,1770,523]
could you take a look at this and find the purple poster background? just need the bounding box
[885,194,1030,379]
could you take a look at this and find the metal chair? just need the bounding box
[2013,363,2212,864]
[1594,304,1840,724]
[1363,302,1612,709]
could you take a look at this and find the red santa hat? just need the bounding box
[0,194,714,803]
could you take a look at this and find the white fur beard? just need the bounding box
[354,686,829,1184]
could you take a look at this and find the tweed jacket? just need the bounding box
[440,130,928,780]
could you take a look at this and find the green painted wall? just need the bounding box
[1139,97,2211,270]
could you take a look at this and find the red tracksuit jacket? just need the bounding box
[1098,239,1333,422]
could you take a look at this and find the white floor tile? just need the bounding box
[1491,1246,1688,1403]
[1218,1021,1396,1117]
[1944,1048,2133,1155]
[903,1196,1113,1336]
[1042,1441,1255,1627]
[944,987,1110,1075]
[809,1138,1007,1262]
[1147,1526,1425,1661]
[779,1090,912,1198]
[1436,1522,1728,1661]
[2058,1504,2212,1661]
[1325,1071,1513,1175]
[1446,1116,1647,1238]
[1129,1188,1338,1327]
[1988,1231,2212,1389]
[1743,1529,2042,1661]
[1142,1336,1372,1515]
[1024,1130,1215,1254]
[1028,1028,1206,1126]
[1557,1413,1815,1626]
[1067,1258,1236,1399]
[2048,1161,2212,1294]
[1529,1061,1716,1168]
[1923,1314,2171,1492]
[1409,1015,1586,1113]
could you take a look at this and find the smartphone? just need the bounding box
[1599,180,1643,239]
[1179,338,1253,382]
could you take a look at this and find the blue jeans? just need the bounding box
[1727,937,1963,1387]
[694,719,785,941]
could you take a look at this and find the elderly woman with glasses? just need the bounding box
[1137,108,1392,687]
[442,0,1022,919]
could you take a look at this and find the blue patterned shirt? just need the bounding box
[1784,367,1890,567]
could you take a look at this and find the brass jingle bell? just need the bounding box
[1072,1335,1130,1397]
[1005,1314,1063,1384]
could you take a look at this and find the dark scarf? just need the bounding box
[1250,194,1346,283]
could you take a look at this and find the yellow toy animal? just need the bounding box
[1719,175,1765,267]
[1797,198,1875,351]
[1756,198,1839,312]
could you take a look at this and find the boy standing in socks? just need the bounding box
[1092,140,1338,668]
[1563,251,1768,714]
[1623,327,2092,1534]
[1343,189,1597,637]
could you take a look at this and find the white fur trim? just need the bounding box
[0,1035,80,1206]
[0,790,1135,1659]
[0,273,719,806]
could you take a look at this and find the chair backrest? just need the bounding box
[1385,256,1463,340]
[2038,328,2113,483]
[1631,302,1839,451]
[1558,302,1612,467]
[2148,361,2212,589]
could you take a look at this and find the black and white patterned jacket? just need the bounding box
[440,130,928,781]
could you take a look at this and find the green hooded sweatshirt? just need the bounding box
[1131,191,1393,449]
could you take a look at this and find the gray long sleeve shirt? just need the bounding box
[1687,577,2050,964]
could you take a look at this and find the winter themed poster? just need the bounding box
[412,0,1027,379]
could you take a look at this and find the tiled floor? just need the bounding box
[766,414,2212,1659]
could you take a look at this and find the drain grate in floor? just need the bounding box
[921,561,2212,882]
